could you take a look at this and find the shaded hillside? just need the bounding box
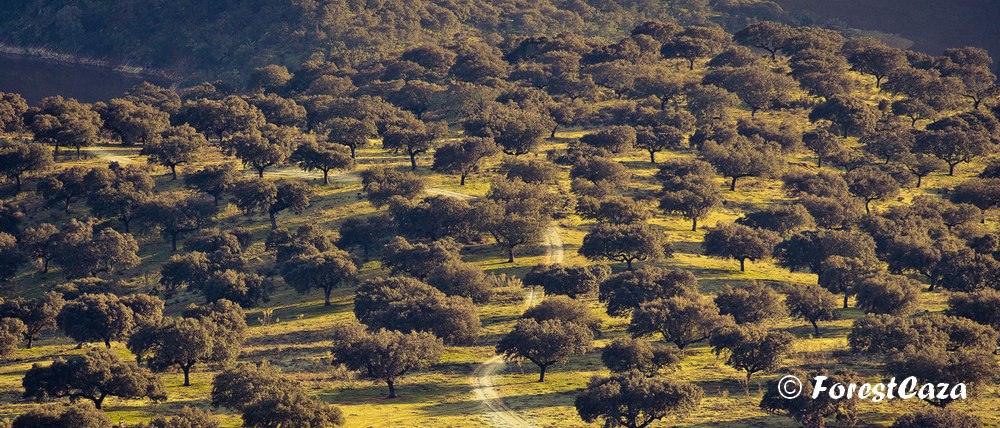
[0,0,770,81]
[778,0,1000,63]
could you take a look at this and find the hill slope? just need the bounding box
[0,0,739,80]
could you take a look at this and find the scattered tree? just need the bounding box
[576,370,703,428]
[432,137,498,185]
[280,249,358,306]
[714,281,785,324]
[628,295,730,349]
[703,223,780,272]
[601,338,680,377]
[330,322,444,398]
[785,285,838,335]
[0,292,65,348]
[497,318,592,382]
[141,125,206,180]
[22,347,165,409]
[580,223,671,270]
[289,139,355,185]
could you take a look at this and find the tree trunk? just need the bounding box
[257,168,265,178]
[26,335,32,348]
[409,153,418,170]
[323,169,329,185]
[104,338,111,348]
[865,200,872,215]
[948,163,957,176]
[843,294,849,309]
[171,233,178,252]
[460,173,467,186]
[14,175,21,193]
[816,156,823,168]
[875,75,883,88]
[538,365,547,382]
[915,175,923,188]
[349,145,357,159]
[183,365,191,386]
[649,151,656,164]
[626,259,633,270]
[270,212,277,229]
[687,58,695,70]
[76,146,82,159]
[94,394,106,409]
[730,176,738,191]
[811,320,820,336]
[691,218,698,231]
[551,125,558,139]
[387,379,397,398]
[324,287,332,306]
[507,247,514,263]
[171,165,178,180]
[739,258,746,272]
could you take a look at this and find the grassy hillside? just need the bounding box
[1,114,997,427]
[1,7,999,427]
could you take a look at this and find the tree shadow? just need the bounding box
[316,379,473,405]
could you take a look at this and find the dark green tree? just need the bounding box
[431,137,499,185]
[497,318,592,382]
[280,249,358,306]
[330,322,444,398]
[785,284,838,335]
[142,125,207,180]
[576,370,702,428]
[22,347,165,408]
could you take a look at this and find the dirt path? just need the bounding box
[543,225,564,265]
[426,187,476,200]
[470,355,533,428]
[424,185,558,428]
[470,281,541,428]
[86,146,136,165]
[326,170,361,183]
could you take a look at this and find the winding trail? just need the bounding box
[471,355,533,428]
[96,140,559,425]
[543,226,564,265]
[469,281,541,428]
[423,183,561,428]
[126,155,557,426]
[467,216,560,428]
